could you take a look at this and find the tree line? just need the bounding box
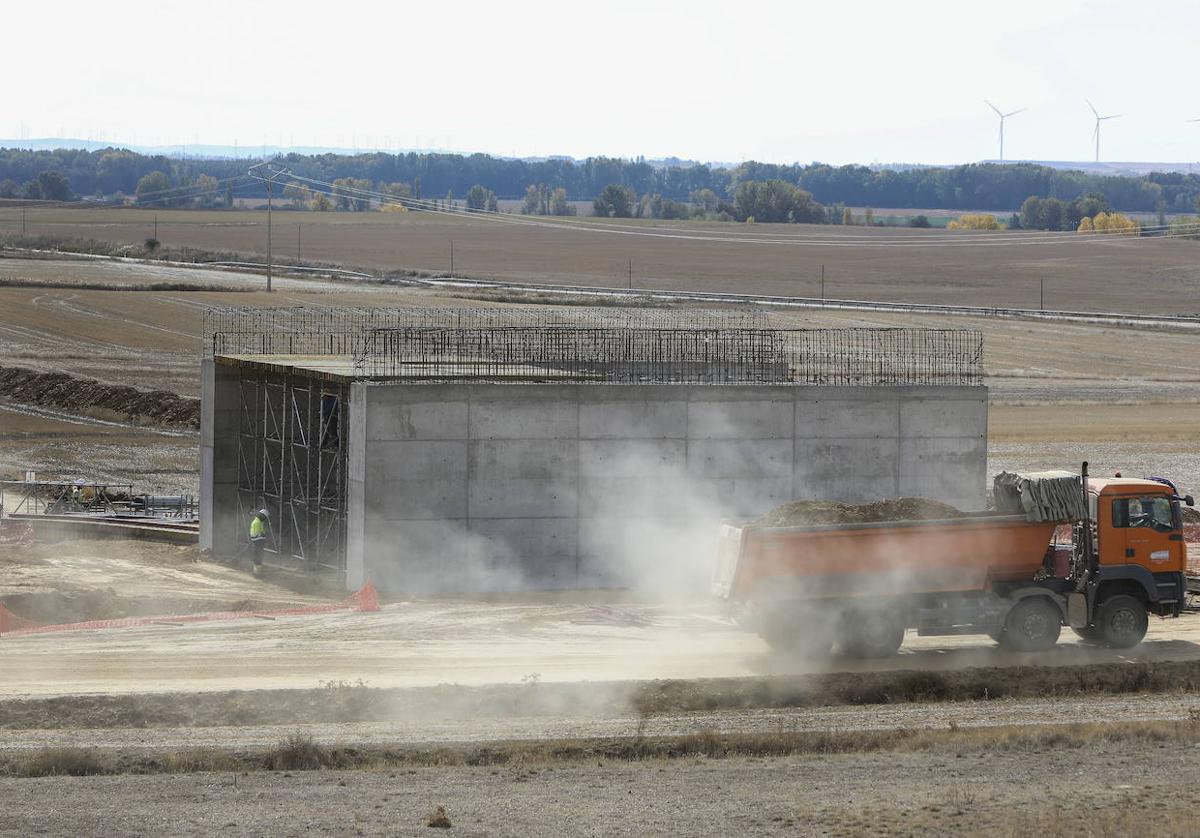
[3,146,1200,215]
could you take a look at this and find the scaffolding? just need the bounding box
[235,367,348,572]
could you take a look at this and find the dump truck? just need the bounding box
[713,464,1193,657]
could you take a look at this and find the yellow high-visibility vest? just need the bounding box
[250,516,265,538]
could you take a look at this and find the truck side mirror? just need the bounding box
[1187,495,1195,507]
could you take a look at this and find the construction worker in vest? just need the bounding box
[249,509,269,573]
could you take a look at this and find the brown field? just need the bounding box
[4,206,1200,314]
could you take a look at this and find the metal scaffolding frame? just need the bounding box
[236,368,348,573]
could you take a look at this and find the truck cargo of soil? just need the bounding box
[714,468,1192,659]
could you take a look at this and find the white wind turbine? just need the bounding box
[1088,100,1121,163]
[985,100,1024,162]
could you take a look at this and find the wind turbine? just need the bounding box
[985,100,1024,162]
[1087,100,1121,163]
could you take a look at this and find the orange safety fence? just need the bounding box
[0,582,379,637]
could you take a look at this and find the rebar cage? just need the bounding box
[206,307,983,387]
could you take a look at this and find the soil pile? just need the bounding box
[0,365,198,429]
[754,498,966,528]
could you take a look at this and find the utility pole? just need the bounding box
[297,223,301,260]
[628,259,633,290]
[248,162,291,293]
[450,240,454,276]
[22,207,26,236]
[821,264,825,301]
[1040,278,1045,310]
[153,214,158,241]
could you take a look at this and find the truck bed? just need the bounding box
[714,514,1058,603]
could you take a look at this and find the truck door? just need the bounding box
[1109,495,1182,572]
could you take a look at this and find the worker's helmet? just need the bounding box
[257,508,269,518]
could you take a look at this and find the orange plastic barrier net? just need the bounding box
[0,582,379,637]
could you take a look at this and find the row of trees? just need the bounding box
[5,147,1200,214]
[1018,193,1113,231]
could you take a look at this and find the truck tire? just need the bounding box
[1095,595,1148,649]
[1001,597,1062,652]
[841,612,904,659]
[759,607,834,659]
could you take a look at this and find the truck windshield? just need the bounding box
[1112,496,1176,532]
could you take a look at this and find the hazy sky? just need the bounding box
[8,0,1199,164]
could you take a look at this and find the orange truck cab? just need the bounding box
[1075,477,1189,636]
[713,470,1192,659]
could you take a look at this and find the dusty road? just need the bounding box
[2,740,1198,837]
[3,596,1200,697]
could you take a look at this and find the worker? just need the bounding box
[249,508,269,573]
[70,483,82,509]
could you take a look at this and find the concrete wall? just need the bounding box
[345,383,987,594]
[198,358,241,556]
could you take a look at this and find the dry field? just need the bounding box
[3,252,1200,493]
[4,206,1200,314]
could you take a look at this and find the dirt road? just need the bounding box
[3,596,1199,698]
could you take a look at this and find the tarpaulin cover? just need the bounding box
[993,471,1087,523]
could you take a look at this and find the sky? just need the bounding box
[7,0,1199,165]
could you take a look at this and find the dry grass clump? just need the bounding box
[265,733,327,771]
[18,747,113,777]
[3,717,1199,778]
[426,806,452,828]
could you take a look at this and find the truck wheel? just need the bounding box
[760,608,834,659]
[842,613,904,659]
[1096,595,1148,649]
[1001,598,1062,652]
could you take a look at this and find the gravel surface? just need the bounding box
[2,740,1198,836]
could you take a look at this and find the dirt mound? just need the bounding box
[1182,506,1200,523]
[754,498,966,528]
[0,365,198,428]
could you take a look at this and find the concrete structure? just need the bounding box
[202,356,987,594]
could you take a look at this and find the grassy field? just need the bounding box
[4,206,1200,314]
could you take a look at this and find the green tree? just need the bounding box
[36,171,72,201]
[550,187,574,216]
[842,206,853,225]
[910,215,932,228]
[732,180,824,224]
[135,171,172,205]
[466,184,495,211]
[689,188,719,214]
[331,177,371,211]
[191,173,219,208]
[1020,196,1044,230]
[593,183,636,218]
[283,181,310,209]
